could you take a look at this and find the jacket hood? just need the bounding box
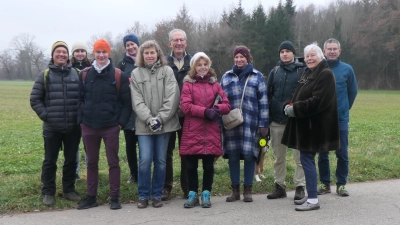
[183,71,217,84]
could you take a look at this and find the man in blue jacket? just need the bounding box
[318,38,358,197]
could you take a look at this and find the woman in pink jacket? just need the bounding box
[180,52,230,208]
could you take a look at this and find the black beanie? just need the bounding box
[278,41,296,55]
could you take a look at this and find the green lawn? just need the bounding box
[0,81,399,213]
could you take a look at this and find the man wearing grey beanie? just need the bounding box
[266,41,306,202]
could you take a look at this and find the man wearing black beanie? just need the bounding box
[266,41,306,202]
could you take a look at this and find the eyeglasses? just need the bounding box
[171,39,186,43]
[325,48,338,52]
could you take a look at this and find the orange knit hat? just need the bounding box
[93,39,111,55]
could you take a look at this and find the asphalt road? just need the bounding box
[1,179,399,225]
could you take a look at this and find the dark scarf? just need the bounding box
[145,60,162,74]
[233,63,254,80]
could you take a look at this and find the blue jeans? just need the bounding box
[300,151,318,198]
[318,122,349,186]
[228,153,256,185]
[137,133,171,200]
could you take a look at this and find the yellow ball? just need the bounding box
[259,138,267,147]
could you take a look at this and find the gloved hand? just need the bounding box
[284,105,295,117]
[148,118,162,132]
[212,105,220,113]
[204,108,219,121]
[258,127,269,137]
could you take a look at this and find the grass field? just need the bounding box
[0,81,399,213]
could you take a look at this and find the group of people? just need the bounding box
[30,27,357,212]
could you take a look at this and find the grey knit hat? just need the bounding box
[278,41,296,55]
[71,41,88,54]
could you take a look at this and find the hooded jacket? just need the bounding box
[30,60,80,133]
[179,72,230,156]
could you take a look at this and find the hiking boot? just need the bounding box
[184,191,199,208]
[243,184,253,202]
[337,185,349,197]
[317,184,331,195]
[161,189,170,201]
[126,175,137,184]
[267,183,287,199]
[152,198,163,208]
[294,186,305,201]
[63,192,81,202]
[110,196,122,210]
[75,174,81,182]
[226,184,240,202]
[43,195,55,206]
[137,199,148,208]
[77,195,98,210]
[295,201,320,211]
[201,190,211,208]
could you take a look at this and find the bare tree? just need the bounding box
[0,49,14,79]
[11,33,45,80]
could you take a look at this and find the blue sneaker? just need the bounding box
[201,190,211,208]
[184,191,199,208]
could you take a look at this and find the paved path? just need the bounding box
[1,179,400,225]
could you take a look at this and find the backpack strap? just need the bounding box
[43,68,50,90]
[80,66,122,95]
[268,66,279,101]
[114,68,122,95]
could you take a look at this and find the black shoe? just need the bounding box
[77,195,99,210]
[127,175,137,184]
[152,198,163,208]
[294,186,305,201]
[110,196,122,210]
[267,183,287,199]
[137,199,148,209]
[161,189,170,201]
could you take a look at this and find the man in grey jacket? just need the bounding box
[266,41,306,201]
[30,41,81,206]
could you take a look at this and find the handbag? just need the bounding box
[222,76,250,130]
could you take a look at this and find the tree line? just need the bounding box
[1,0,399,89]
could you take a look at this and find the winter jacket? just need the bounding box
[116,54,137,130]
[220,63,269,158]
[130,63,181,135]
[327,59,358,123]
[72,59,91,71]
[77,60,132,129]
[30,60,80,133]
[166,53,192,92]
[179,72,230,156]
[281,60,339,153]
[267,58,306,124]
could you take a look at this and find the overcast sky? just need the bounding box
[0,0,331,55]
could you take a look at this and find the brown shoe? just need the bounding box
[243,184,253,202]
[161,189,170,201]
[226,184,240,202]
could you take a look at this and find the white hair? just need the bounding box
[304,42,325,60]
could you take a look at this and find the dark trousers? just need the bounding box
[81,124,120,197]
[164,117,188,193]
[123,129,138,179]
[41,129,80,195]
[186,155,215,192]
[300,151,318,198]
[318,122,349,186]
